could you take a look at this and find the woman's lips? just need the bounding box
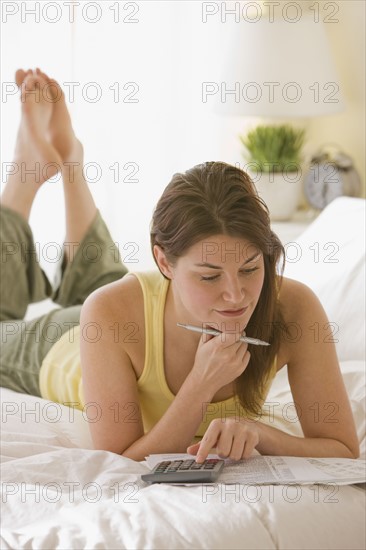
[215,306,248,317]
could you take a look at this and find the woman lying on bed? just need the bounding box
[0,69,359,463]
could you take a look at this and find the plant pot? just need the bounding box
[249,171,302,221]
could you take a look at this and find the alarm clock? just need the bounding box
[303,147,361,210]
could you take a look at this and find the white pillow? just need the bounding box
[283,197,365,361]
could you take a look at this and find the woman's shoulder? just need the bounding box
[278,276,320,318]
[81,272,145,320]
[81,270,167,321]
[276,277,324,370]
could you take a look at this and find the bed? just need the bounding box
[1,197,365,549]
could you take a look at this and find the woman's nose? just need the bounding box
[221,278,245,303]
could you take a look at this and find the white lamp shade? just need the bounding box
[214,14,345,118]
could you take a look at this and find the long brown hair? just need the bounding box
[150,161,285,416]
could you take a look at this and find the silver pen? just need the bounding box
[177,323,270,346]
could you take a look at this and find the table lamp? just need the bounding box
[214,12,345,219]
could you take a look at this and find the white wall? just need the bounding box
[306,0,365,190]
[1,1,365,284]
[1,1,228,275]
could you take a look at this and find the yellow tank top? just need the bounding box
[131,271,277,438]
[39,270,277,437]
[39,324,85,409]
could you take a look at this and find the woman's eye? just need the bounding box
[200,274,220,282]
[240,267,259,275]
[200,267,259,282]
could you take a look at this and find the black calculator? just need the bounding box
[141,458,225,484]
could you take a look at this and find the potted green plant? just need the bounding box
[240,124,305,220]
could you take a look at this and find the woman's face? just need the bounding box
[158,234,265,333]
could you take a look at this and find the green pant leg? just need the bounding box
[0,305,81,396]
[52,209,129,307]
[0,205,54,395]
[1,207,128,396]
[0,206,52,322]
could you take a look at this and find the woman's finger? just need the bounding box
[194,428,220,463]
[186,442,200,455]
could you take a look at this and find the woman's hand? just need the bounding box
[189,331,251,395]
[187,418,260,463]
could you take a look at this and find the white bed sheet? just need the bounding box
[1,359,365,550]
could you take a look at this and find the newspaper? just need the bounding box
[145,453,366,485]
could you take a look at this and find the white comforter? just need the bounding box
[1,198,365,549]
[1,360,365,550]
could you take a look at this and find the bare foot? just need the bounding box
[13,69,63,186]
[34,68,84,167]
[1,70,65,220]
[2,69,94,226]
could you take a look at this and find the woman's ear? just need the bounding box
[153,245,174,279]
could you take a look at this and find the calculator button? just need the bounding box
[141,458,225,484]
[179,460,194,469]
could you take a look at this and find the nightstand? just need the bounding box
[270,209,319,244]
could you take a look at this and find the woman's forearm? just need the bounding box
[121,374,215,461]
[256,421,359,459]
